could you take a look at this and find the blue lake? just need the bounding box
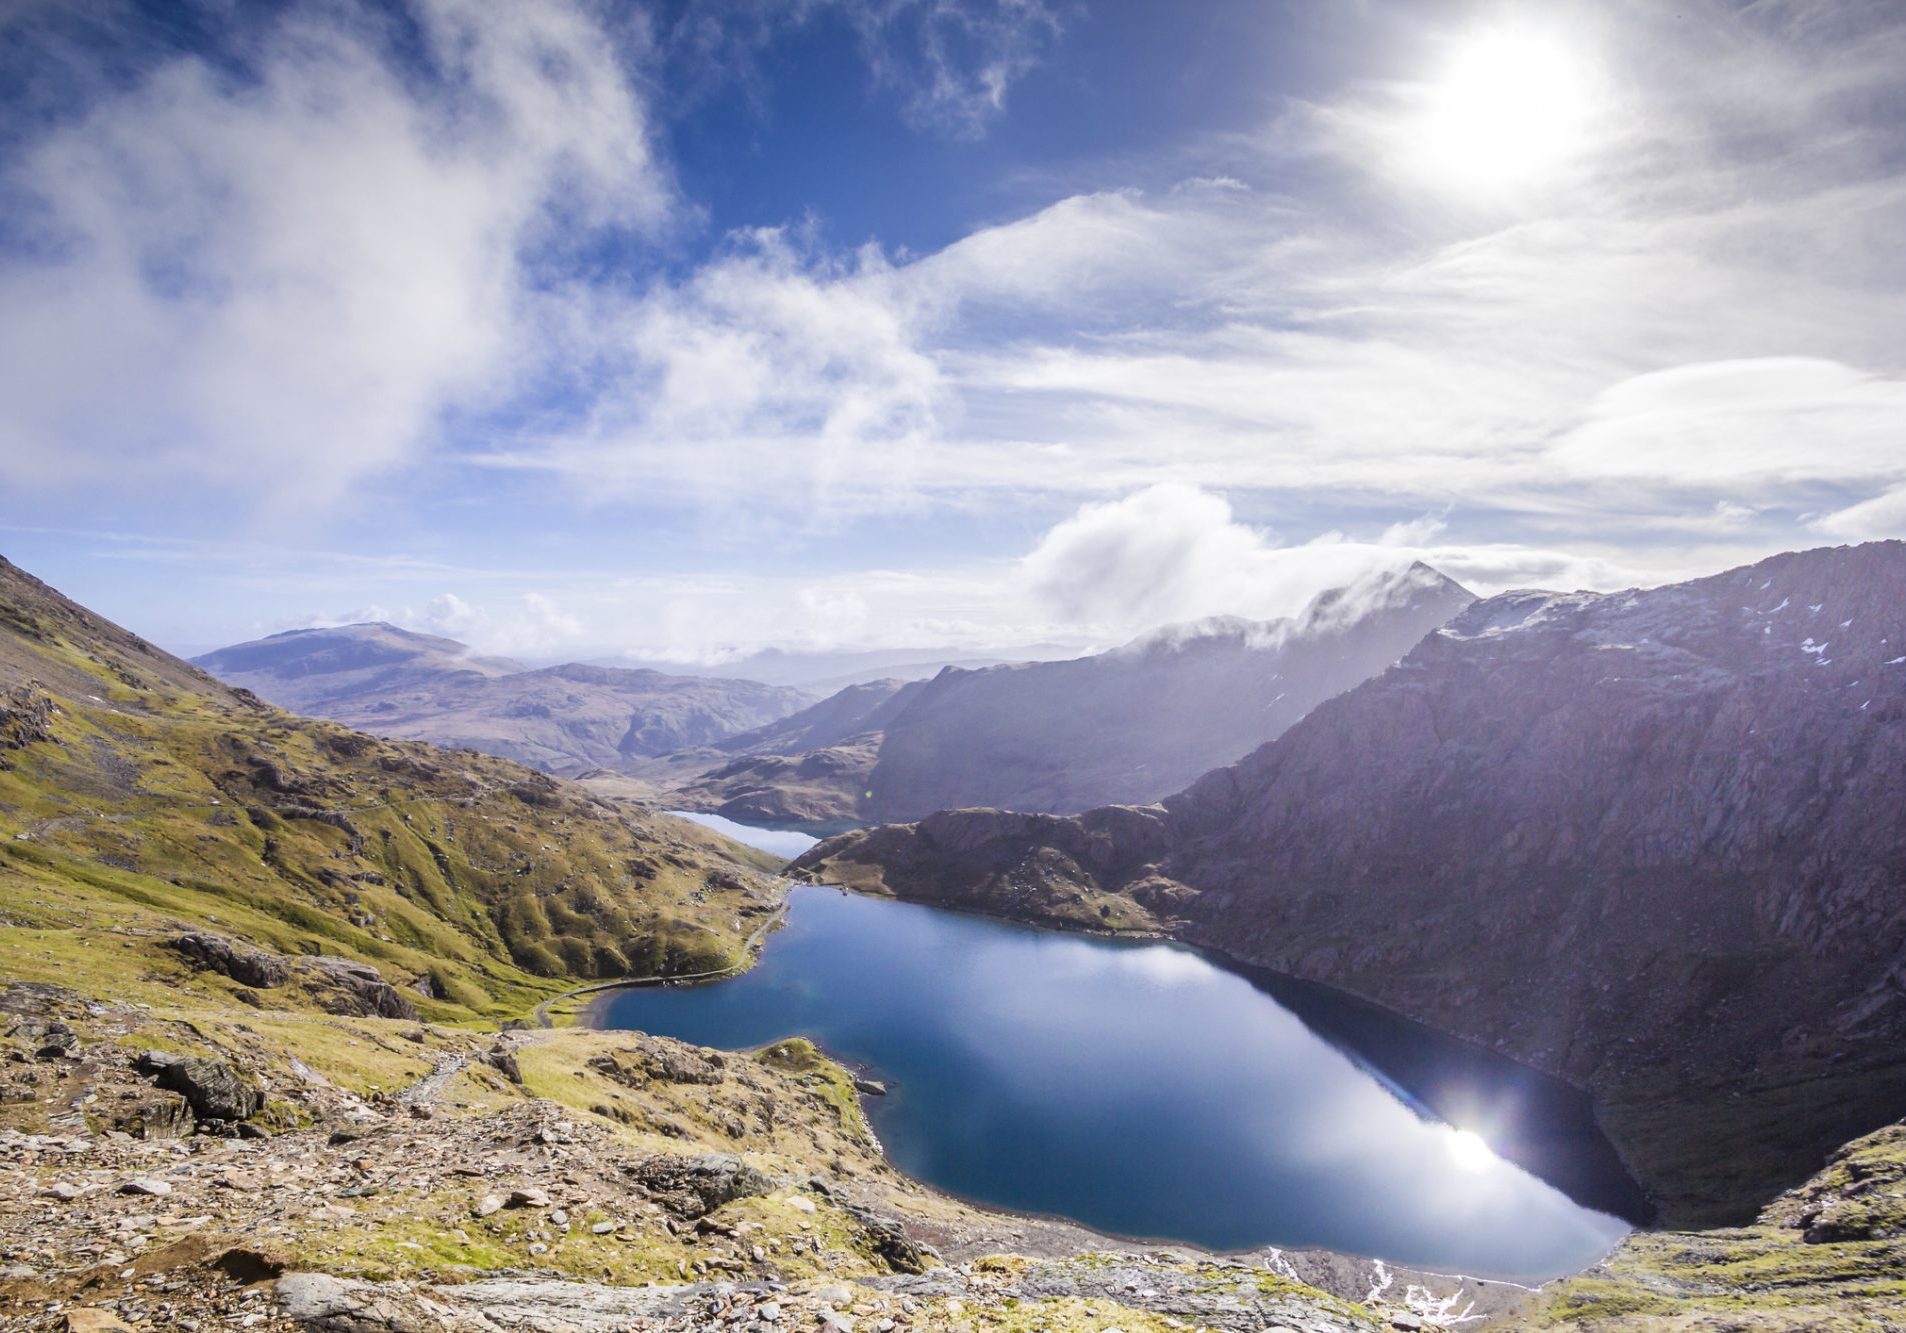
[604,870,1639,1280]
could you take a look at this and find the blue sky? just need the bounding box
[2,0,1904,662]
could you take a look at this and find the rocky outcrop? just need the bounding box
[629,1153,774,1218]
[135,1052,262,1123]
[304,958,418,1021]
[168,934,417,1020]
[0,681,56,766]
[801,542,1906,1225]
[170,933,293,989]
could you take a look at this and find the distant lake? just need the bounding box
[602,877,1640,1280]
[664,810,822,860]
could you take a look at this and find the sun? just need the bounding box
[1404,23,1598,196]
[1444,1127,1498,1174]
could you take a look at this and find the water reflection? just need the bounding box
[600,885,1636,1280]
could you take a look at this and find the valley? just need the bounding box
[2,547,1903,1331]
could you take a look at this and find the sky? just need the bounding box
[1,0,1903,664]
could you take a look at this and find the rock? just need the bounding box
[273,1271,443,1331]
[35,1021,79,1059]
[0,682,56,766]
[304,958,418,1021]
[845,1206,934,1275]
[506,1187,550,1209]
[43,1182,83,1201]
[120,1177,173,1196]
[474,1195,504,1218]
[111,1090,194,1140]
[482,1048,523,1084]
[169,933,291,989]
[1390,1316,1426,1331]
[61,1310,134,1332]
[630,1153,774,1218]
[852,1078,887,1096]
[151,1055,262,1122]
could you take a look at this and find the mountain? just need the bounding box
[0,555,789,1020]
[194,623,814,774]
[667,563,1477,826]
[798,542,1906,1226]
[582,642,1076,690]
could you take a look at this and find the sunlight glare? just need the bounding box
[1445,1127,1498,1174]
[1405,24,1598,196]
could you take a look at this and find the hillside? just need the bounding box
[799,541,1906,1227]
[195,625,813,775]
[668,563,1476,826]
[0,556,792,1024]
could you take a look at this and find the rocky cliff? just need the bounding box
[799,542,1906,1225]
[671,563,1476,826]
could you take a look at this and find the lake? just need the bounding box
[612,823,1638,1280]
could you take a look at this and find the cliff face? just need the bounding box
[673,563,1475,826]
[799,542,1906,1224]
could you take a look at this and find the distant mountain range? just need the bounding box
[582,643,1078,692]
[662,563,1476,825]
[194,566,1477,814]
[193,623,813,774]
[798,541,1906,1227]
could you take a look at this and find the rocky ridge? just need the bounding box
[662,564,1475,827]
[798,542,1906,1227]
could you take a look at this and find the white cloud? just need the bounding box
[1814,487,1906,542]
[0,0,668,510]
[298,588,585,658]
[1015,484,1658,642]
[1550,359,1906,487]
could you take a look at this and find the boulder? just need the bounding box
[305,957,418,1021]
[111,1090,194,1140]
[35,1021,79,1059]
[148,1054,262,1122]
[169,933,291,989]
[630,1153,773,1218]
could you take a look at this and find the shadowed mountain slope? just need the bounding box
[669,563,1476,826]
[799,542,1906,1225]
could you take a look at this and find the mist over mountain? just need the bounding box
[669,563,1475,825]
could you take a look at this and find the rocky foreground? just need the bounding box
[4,976,1904,1333]
[1,979,1538,1333]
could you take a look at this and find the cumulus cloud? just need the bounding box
[0,0,668,509]
[302,588,584,658]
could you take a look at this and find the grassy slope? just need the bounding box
[1518,1120,1906,1328]
[0,555,785,1024]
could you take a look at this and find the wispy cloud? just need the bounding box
[0,0,669,512]
[4,0,1905,656]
